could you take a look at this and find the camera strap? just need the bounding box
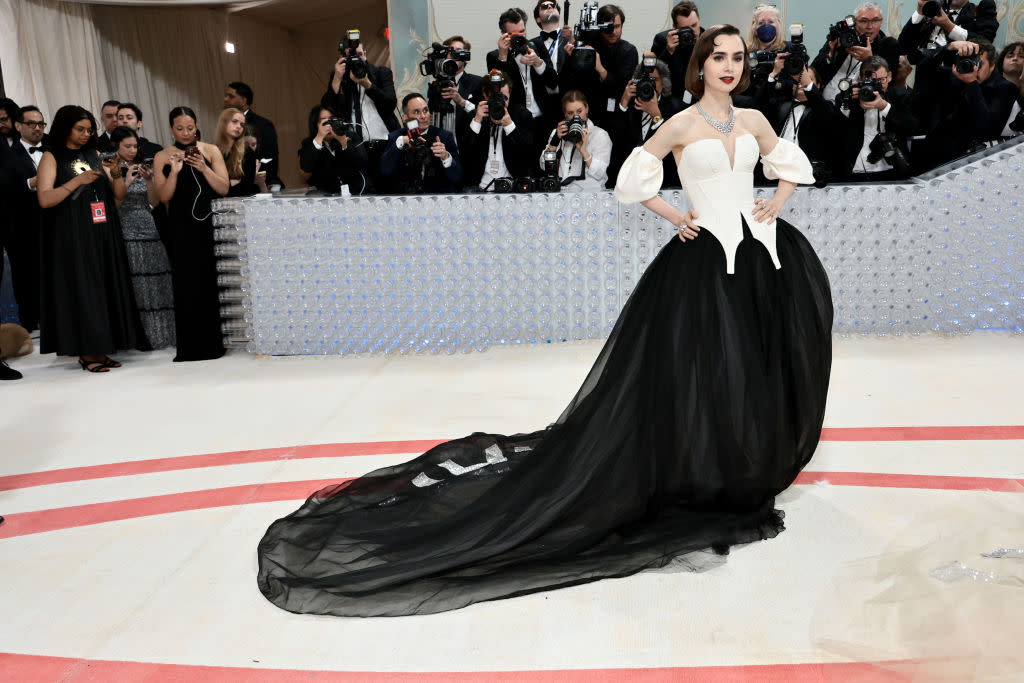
[558,143,586,185]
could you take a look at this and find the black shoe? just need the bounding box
[0,358,22,380]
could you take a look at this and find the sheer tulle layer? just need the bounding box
[257,219,833,617]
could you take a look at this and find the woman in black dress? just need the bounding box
[258,26,832,618]
[153,106,229,362]
[215,107,259,197]
[35,105,142,372]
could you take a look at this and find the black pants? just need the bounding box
[0,215,41,331]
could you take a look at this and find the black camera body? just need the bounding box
[339,29,368,79]
[867,131,910,173]
[509,33,531,57]
[493,176,515,192]
[827,16,863,50]
[515,177,536,193]
[346,56,368,80]
[97,151,118,162]
[672,27,696,46]
[327,117,357,138]
[564,115,586,143]
[921,0,951,18]
[941,49,981,74]
[570,0,614,71]
[785,27,809,76]
[419,43,471,81]
[749,49,779,77]
[487,93,508,121]
[632,54,658,102]
[540,149,561,191]
[834,76,885,109]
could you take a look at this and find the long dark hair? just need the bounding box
[685,24,751,99]
[110,125,140,160]
[49,105,99,150]
[307,104,335,140]
[168,105,198,126]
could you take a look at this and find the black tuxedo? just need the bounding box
[136,136,163,162]
[765,87,847,178]
[0,140,45,330]
[650,28,705,104]
[431,71,483,146]
[812,30,901,86]
[321,62,401,139]
[606,95,683,189]
[96,131,114,152]
[243,110,281,188]
[533,30,568,74]
[840,86,916,178]
[558,39,639,127]
[486,47,560,122]
[298,137,373,195]
[898,0,999,64]
[460,103,536,188]
[379,126,463,193]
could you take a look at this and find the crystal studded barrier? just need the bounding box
[210,140,1024,355]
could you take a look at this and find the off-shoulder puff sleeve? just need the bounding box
[761,138,815,185]
[613,147,663,204]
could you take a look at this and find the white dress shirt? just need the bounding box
[20,138,42,189]
[823,54,862,102]
[539,119,611,192]
[356,85,390,141]
[848,103,894,174]
[470,119,517,189]
[515,55,545,119]
[911,9,968,48]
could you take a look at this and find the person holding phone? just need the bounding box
[109,125,175,350]
[153,106,230,362]
[34,106,143,372]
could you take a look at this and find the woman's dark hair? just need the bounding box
[168,106,198,126]
[110,126,140,159]
[243,123,261,149]
[49,105,99,149]
[561,89,589,111]
[685,24,750,99]
[997,41,1024,73]
[307,105,335,139]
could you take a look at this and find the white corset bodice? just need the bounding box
[614,134,814,274]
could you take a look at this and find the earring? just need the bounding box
[699,71,703,79]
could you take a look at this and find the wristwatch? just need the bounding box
[652,115,663,125]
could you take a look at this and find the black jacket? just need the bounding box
[840,85,916,177]
[226,147,259,197]
[1,141,44,224]
[650,28,704,102]
[898,0,999,63]
[558,39,639,127]
[533,30,569,74]
[431,71,483,145]
[605,95,683,189]
[244,110,281,187]
[811,30,901,85]
[460,103,536,187]
[487,47,560,122]
[763,86,847,176]
[298,137,373,195]
[379,126,463,193]
[136,136,163,163]
[321,62,401,139]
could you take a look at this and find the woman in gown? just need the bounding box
[257,25,833,617]
[110,126,176,350]
[153,106,229,362]
[35,105,143,372]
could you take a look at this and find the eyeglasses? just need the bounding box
[22,121,46,129]
[856,17,884,25]
[539,1,557,7]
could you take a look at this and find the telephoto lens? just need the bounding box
[564,116,585,143]
[674,27,696,45]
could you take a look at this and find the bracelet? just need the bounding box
[109,167,122,179]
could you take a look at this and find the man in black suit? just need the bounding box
[115,103,163,160]
[488,7,557,146]
[898,0,998,63]
[96,99,120,150]
[559,4,639,128]
[461,71,535,190]
[0,106,47,332]
[532,0,568,74]
[837,57,917,180]
[380,93,463,193]
[224,82,282,188]
[431,35,483,146]
[606,56,682,189]
[650,1,703,109]
[914,39,1019,168]
[812,3,901,104]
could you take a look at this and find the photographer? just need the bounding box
[487,8,559,138]
[813,3,901,102]
[650,1,703,107]
[539,90,611,191]
[898,0,998,63]
[837,56,917,180]
[914,39,1018,166]
[559,4,639,128]
[380,94,463,194]
[462,71,535,190]
[997,43,1024,136]
[430,36,483,143]
[607,55,681,188]
[533,0,568,73]
[741,5,801,103]
[298,106,373,196]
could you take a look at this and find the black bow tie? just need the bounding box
[28,146,42,154]
[541,31,559,41]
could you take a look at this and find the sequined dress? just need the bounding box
[118,176,175,349]
[257,135,833,617]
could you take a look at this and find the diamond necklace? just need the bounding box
[696,101,735,136]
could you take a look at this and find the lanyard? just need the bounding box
[547,36,559,62]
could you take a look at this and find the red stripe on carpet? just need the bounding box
[0,472,1020,541]
[2,426,1022,493]
[0,652,921,682]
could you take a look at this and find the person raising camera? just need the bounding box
[433,36,483,143]
[898,0,998,63]
[380,93,463,194]
[462,70,535,191]
[298,105,373,195]
[487,8,559,139]
[650,2,703,107]
[539,90,611,191]
[813,2,901,102]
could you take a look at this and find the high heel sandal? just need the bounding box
[78,358,110,373]
[100,356,122,368]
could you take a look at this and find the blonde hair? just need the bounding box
[215,107,246,180]
[748,4,785,51]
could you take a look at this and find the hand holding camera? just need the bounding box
[847,35,873,62]
[474,101,491,123]
[430,139,450,161]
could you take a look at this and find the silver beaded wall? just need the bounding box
[210,140,1024,355]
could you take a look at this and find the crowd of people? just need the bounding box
[1,0,1023,380]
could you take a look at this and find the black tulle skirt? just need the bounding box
[257,218,833,617]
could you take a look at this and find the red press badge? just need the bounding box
[90,201,107,224]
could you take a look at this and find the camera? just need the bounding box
[810,160,832,189]
[672,27,696,46]
[784,24,809,76]
[98,151,117,162]
[569,0,614,71]
[921,0,951,18]
[833,76,884,109]
[509,32,531,57]
[563,115,585,143]
[827,15,862,50]
[941,49,981,74]
[515,177,536,193]
[327,117,357,137]
[404,120,432,164]
[867,132,910,173]
[419,42,471,81]
[487,93,508,121]
[632,53,658,102]
[539,149,561,191]
[493,177,515,192]
[749,49,779,77]
[340,29,368,80]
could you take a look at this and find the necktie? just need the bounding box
[28,146,42,155]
